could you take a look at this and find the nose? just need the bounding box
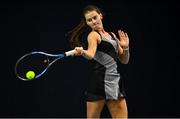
[92,19,96,24]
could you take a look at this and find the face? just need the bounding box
[84,11,103,31]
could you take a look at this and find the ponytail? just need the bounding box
[67,5,103,49]
[68,19,89,49]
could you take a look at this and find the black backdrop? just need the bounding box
[1,0,178,118]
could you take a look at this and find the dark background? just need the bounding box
[1,0,178,118]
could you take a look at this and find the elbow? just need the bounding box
[82,50,95,60]
[86,54,95,60]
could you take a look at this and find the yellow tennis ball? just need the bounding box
[26,71,35,80]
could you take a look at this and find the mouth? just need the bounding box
[92,24,98,28]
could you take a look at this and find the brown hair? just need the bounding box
[68,5,103,49]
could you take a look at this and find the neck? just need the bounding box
[96,28,105,34]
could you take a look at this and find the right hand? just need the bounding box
[74,47,83,56]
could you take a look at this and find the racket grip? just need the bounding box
[65,50,77,56]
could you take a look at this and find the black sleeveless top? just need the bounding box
[83,31,126,101]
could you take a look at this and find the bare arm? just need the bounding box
[119,47,130,64]
[111,30,130,64]
[75,31,101,60]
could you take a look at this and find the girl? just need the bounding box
[68,5,130,118]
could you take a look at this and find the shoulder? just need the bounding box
[88,31,101,38]
[87,31,101,44]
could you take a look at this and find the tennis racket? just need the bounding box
[15,50,77,81]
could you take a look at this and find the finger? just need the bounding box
[80,47,83,50]
[118,30,123,38]
[121,31,125,36]
[125,33,129,39]
[118,30,121,35]
[119,30,126,37]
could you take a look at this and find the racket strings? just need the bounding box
[16,54,50,80]
[15,52,65,81]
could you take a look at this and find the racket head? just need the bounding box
[15,52,49,81]
[15,52,64,81]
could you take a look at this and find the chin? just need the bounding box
[92,26,100,31]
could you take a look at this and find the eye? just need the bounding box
[87,19,92,22]
[86,18,92,22]
[93,16,97,20]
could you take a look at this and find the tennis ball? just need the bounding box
[26,71,35,80]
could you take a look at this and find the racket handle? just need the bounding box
[65,50,77,56]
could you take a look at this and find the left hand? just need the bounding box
[118,30,129,49]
